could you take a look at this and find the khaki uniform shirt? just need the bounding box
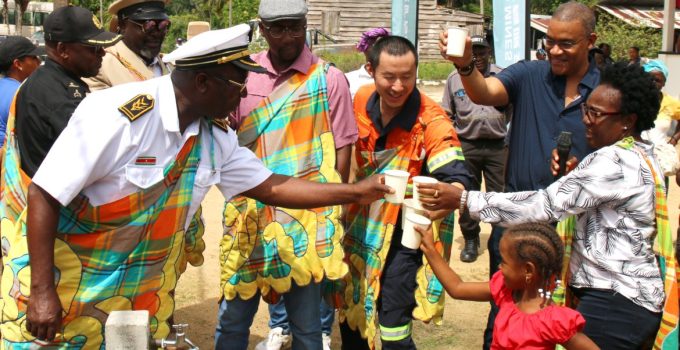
[83,40,171,91]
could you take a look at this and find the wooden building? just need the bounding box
[306,0,484,61]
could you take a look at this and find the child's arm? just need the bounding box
[561,332,600,350]
[415,225,492,302]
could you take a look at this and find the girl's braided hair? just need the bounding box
[505,223,565,298]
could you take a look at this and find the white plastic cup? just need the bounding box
[447,26,469,57]
[384,170,410,204]
[401,198,426,228]
[402,213,431,250]
[412,176,439,209]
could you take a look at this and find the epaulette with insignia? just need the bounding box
[211,118,230,133]
[118,94,155,122]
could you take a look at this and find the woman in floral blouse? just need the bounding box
[419,62,673,349]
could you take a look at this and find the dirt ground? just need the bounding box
[174,85,680,349]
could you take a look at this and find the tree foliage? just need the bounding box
[595,12,662,61]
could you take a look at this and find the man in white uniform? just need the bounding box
[14,25,389,347]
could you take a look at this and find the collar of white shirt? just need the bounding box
[158,75,200,137]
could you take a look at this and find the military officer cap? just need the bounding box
[109,0,168,21]
[163,23,266,73]
[43,6,121,46]
[259,0,308,22]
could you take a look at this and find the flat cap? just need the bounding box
[258,0,308,22]
[163,23,266,73]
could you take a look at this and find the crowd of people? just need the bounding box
[0,0,678,349]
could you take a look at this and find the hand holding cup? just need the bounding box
[417,182,464,211]
[438,28,473,67]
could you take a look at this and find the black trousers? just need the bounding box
[573,288,661,349]
[457,138,506,240]
[340,237,422,350]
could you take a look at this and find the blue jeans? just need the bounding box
[214,282,322,350]
[269,296,335,336]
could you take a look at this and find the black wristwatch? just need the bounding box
[455,60,475,77]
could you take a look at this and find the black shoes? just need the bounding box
[460,237,480,263]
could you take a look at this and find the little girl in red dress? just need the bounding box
[416,222,599,350]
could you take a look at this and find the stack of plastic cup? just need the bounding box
[412,176,438,209]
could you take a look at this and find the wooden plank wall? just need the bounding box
[307,0,484,61]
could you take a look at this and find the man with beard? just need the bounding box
[15,6,121,178]
[439,2,599,348]
[441,35,509,264]
[215,1,357,349]
[84,0,171,90]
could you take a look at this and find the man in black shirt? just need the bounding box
[15,6,121,177]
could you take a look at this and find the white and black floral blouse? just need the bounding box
[467,141,665,313]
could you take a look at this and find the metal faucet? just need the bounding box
[154,324,199,350]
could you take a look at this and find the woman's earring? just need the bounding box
[623,126,628,131]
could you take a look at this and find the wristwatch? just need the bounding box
[455,60,475,77]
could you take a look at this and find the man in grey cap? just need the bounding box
[215,1,357,350]
[9,24,388,347]
[83,0,172,90]
[0,36,44,146]
[441,35,509,264]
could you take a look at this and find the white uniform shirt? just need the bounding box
[33,75,272,229]
[345,65,373,100]
[149,56,163,78]
[467,141,664,312]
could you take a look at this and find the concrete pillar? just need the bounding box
[105,310,150,350]
[662,0,676,52]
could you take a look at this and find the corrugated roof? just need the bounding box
[530,15,550,33]
[597,5,680,29]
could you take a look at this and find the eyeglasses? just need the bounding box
[543,37,585,51]
[262,23,307,38]
[581,103,621,122]
[128,19,171,34]
[212,75,248,93]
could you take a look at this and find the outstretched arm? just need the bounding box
[242,173,392,208]
[416,225,491,302]
[26,183,63,341]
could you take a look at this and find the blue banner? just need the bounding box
[492,0,527,68]
[392,0,418,46]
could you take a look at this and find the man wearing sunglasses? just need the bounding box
[215,1,357,350]
[439,2,600,349]
[14,6,121,179]
[84,0,171,90]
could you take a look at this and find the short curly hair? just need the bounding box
[599,62,660,133]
